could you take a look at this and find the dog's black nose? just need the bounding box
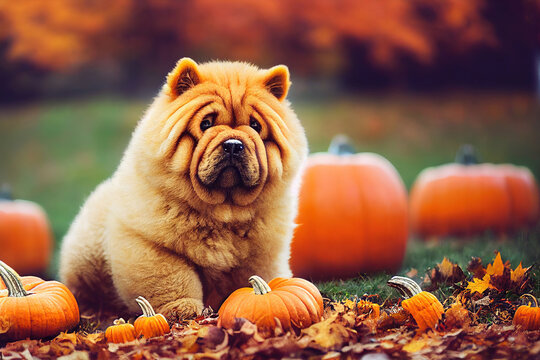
[222,139,244,156]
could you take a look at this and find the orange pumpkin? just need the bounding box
[513,294,540,330]
[410,146,539,238]
[0,260,80,341]
[0,189,53,275]
[105,319,137,343]
[134,296,170,338]
[290,136,408,280]
[218,275,323,334]
[499,165,539,229]
[387,276,444,331]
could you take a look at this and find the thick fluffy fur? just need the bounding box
[59,58,308,320]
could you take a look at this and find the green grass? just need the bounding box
[318,228,540,301]
[297,93,540,187]
[1,97,144,238]
[1,93,539,285]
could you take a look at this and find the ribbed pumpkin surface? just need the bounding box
[401,291,444,331]
[0,279,80,340]
[217,277,323,332]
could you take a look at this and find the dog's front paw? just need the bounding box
[158,298,204,323]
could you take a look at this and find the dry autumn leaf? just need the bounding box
[466,274,492,294]
[376,306,413,331]
[439,257,455,278]
[82,332,105,345]
[490,266,512,292]
[511,262,530,284]
[403,336,429,352]
[198,326,228,353]
[405,268,418,278]
[444,302,471,329]
[466,252,532,295]
[467,257,486,279]
[300,314,356,350]
[485,252,504,277]
[429,257,466,290]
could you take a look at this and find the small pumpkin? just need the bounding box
[218,275,323,334]
[0,188,53,275]
[0,260,80,341]
[134,296,170,338]
[290,135,408,280]
[105,318,137,343]
[387,276,444,331]
[513,294,540,330]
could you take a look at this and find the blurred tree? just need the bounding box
[0,0,538,98]
[0,0,495,71]
[0,0,132,70]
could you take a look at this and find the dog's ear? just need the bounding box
[166,58,202,97]
[263,65,290,101]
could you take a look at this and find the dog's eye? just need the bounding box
[200,114,215,131]
[250,117,262,133]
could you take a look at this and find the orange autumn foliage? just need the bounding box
[485,252,505,277]
[466,252,531,295]
[466,274,493,295]
[444,301,471,329]
[0,0,495,71]
[0,0,131,70]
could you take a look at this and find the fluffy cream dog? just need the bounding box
[59,58,308,320]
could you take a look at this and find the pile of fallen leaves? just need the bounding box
[1,252,539,359]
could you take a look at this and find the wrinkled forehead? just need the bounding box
[197,62,263,96]
[194,63,269,114]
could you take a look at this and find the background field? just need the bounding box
[2,4,540,359]
[1,92,539,291]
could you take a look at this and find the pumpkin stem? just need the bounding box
[455,144,479,165]
[0,260,29,297]
[328,134,356,155]
[136,296,157,317]
[248,275,272,295]
[113,318,127,325]
[387,276,423,299]
[0,184,13,201]
[519,294,538,308]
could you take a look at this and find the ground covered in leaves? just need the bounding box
[1,253,539,359]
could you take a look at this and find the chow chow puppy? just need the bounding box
[59,58,308,320]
